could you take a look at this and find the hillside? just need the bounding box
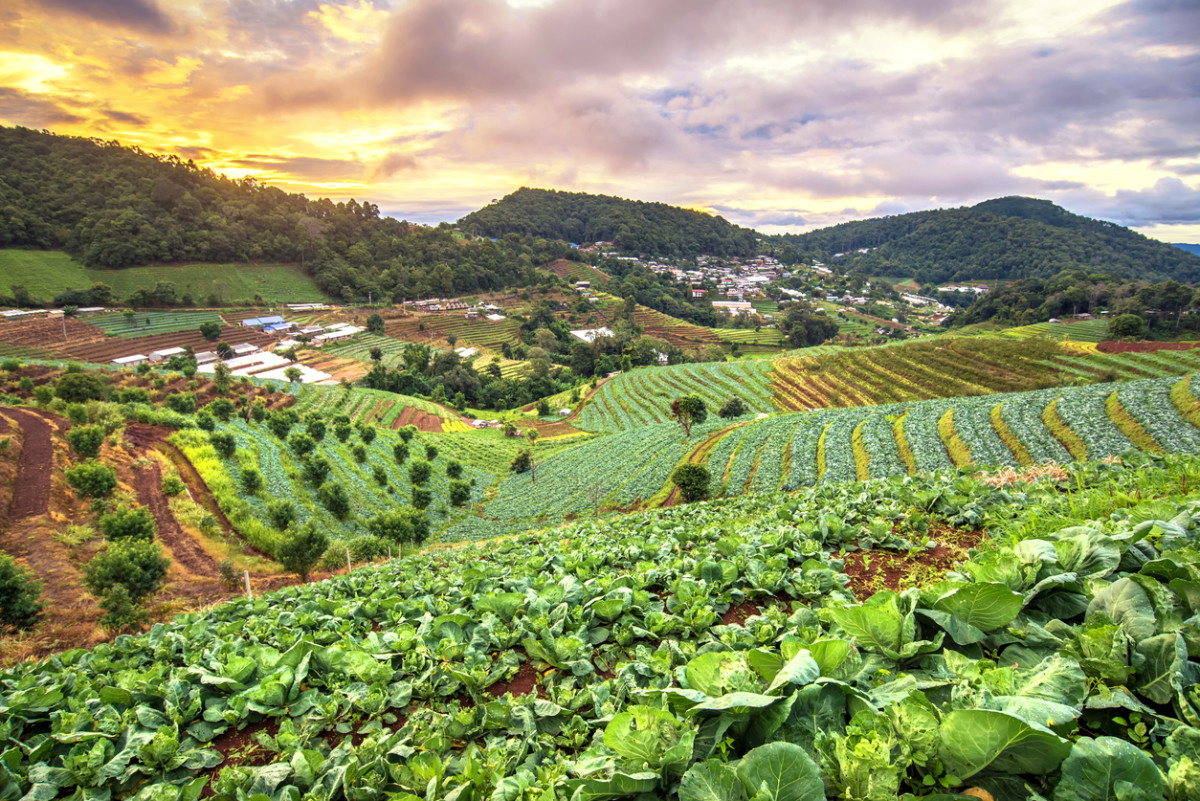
[458,186,759,259]
[779,196,1200,284]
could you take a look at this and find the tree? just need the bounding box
[207,397,235,422]
[56,372,108,403]
[526,429,540,483]
[369,346,383,362]
[61,305,77,340]
[66,425,105,458]
[718,396,747,419]
[537,399,551,416]
[241,467,263,494]
[98,505,156,541]
[0,554,44,632]
[65,461,117,498]
[84,539,169,604]
[670,394,708,439]
[164,392,196,414]
[123,309,137,329]
[288,432,315,456]
[449,479,471,506]
[409,459,431,484]
[306,417,326,441]
[358,424,376,444]
[1108,313,1147,339]
[393,442,410,464]
[213,362,232,394]
[303,453,331,484]
[284,366,303,384]
[411,487,432,509]
[317,482,351,519]
[671,463,711,502]
[276,521,328,582]
[215,341,234,360]
[366,313,385,335]
[510,448,532,474]
[424,444,438,460]
[446,459,463,479]
[266,500,297,530]
[398,425,417,443]
[365,507,429,545]
[199,321,222,341]
[209,431,237,459]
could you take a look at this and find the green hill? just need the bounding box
[779,196,1200,284]
[458,186,760,259]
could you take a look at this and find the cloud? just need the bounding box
[0,88,85,126]
[102,109,148,125]
[372,151,419,179]
[231,155,365,180]
[39,0,177,34]
[1107,178,1200,224]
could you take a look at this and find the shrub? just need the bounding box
[372,465,388,485]
[83,539,170,604]
[334,423,352,442]
[241,467,263,494]
[306,418,326,442]
[66,425,105,459]
[288,432,315,457]
[409,459,431,484]
[65,461,117,498]
[0,359,20,372]
[266,500,297,530]
[446,459,463,479]
[510,449,531,474]
[64,403,89,425]
[161,473,185,496]
[277,522,329,581]
[537,399,550,416]
[250,398,267,423]
[718,396,747,419]
[0,554,45,632]
[347,535,389,562]
[98,585,146,632]
[303,453,331,484]
[207,398,236,422]
[209,431,236,459]
[393,442,409,464]
[217,559,241,591]
[33,385,54,406]
[266,409,297,439]
[317,482,350,519]
[164,392,196,414]
[671,463,711,502]
[196,412,215,431]
[449,479,471,507]
[358,424,376,444]
[56,372,109,403]
[98,504,156,541]
[116,387,151,404]
[411,487,432,510]
[349,443,365,463]
[365,507,429,544]
[85,400,124,434]
[398,425,416,442]
[424,444,438,460]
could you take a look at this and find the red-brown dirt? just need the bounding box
[721,600,763,626]
[133,461,221,579]
[840,527,984,599]
[3,407,58,521]
[1097,340,1200,354]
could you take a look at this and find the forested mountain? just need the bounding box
[779,197,1200,284]
[0,127,571,302]
[457,187,759,259]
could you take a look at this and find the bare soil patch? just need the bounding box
[134,460,221,578]
[3,407,58,521]
[840,526,984,599]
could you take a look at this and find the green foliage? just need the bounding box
[303,453,331,485]
[1108,313,1148,339]
[199,321,222,341]
[288,431,316,457]
[160,473,185,496]
[334,422,352,442]
[241,467,263,494]
[83,539,169,604]
[98,504,156,541]
[366,313,385,335]
[358,424,376,444]
[449,479,471,507]
[276,521,329,582]
[424,443,437,460]
[266,409,297,439]
[392,441,409,464]
[411,487,432,510]
[670,393,708,438]
[97,584,146,632]
[266,500,297,531]
[55,372,108,403]
[0,554,44,632]
[364,507,429,545]
[65,460,117,498]
[207,397,235,422]
[671,463,711,502]
[164,392,196,414]
[398,425,416,442]
[66,424,105,458]
[718,396,747,419]
[0,359,19,372]
[446,459,463,479]
[351,443,367,462]
[510,448,532,474]
[408,459,431,484]
[195,412,215,431]
[208,431,236,459]
[317,482,350,519]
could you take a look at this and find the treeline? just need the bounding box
[0,127,577,302]
[944,270,1200,333]
[777,196,1200,285]
[458,187,760,259]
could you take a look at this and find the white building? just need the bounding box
[148,347,187,363]
[569,327,615,343]
[111,354,148,367]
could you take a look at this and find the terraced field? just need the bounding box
[287,383,469,431]
[537,258,612,284]
[1004,317,1109,342]
[88,310,225,337]
[0,317,277,362]
[383,314,522,348]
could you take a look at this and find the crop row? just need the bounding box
[89,310,224,338]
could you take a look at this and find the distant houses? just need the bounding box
[569,326,615,343]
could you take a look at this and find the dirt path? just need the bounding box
[3,408,56,521]
[663,421,752,508]
[134,461,222,579]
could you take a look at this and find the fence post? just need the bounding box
[244,570,253,600]
[346,548,352,573]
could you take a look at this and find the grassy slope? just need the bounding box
[0,250,327,304]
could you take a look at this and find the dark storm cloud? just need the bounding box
[103,110,147,125]
[39,0,177,34]
[231,155,365,180]
[0,89,85,126]
[1105,178,1200,224]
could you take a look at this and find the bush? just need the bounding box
[196,412,216,431]
[85,400,124,434]
[64,403,88,425]
[116,386,151,404]
[0,359,20,372]
[718,396,748,419]
[537,399,550,416]
[351,443,367,462]
[56,372,109,403]
[365,507,429,544]
[671,463,711,502]
[164,392,196,414]
[217,559,241,591]
[347,535,389,561]
[66,425,105,458]
[334,423,352,442]
[510,449,532,474]
[266,500,297,530]
[241,467,263,494]
[251,398,267,423]
[303,453,331,485]
[358,424,376,444]
[33,385,54,406]
[411,487,432,510]
[306,418,326,442]
[409,459,431,484]
[207,398,236,422]
[161,474,185,496]
[393,442,409,464]
[424,444,438,460]
[372,465,388,485]
[366,313,385,335]
[0,554,45,632]
[83,539,170,604]
[98,584,146,632]
[276,521,329,582]
[288,432,315,457]
[446,459,463,479]
[17,376,33,392]
[267,409,297,439]
[209,431,236,459]
[65,461,117,498]
[398,425,416,443]
[449,479,471,507]
[98,504,156,541]
[317,482,350,519]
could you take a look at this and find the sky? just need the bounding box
[2,0,1199,242]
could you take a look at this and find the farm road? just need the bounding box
[2,408,55,521]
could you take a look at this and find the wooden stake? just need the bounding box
[346,548,352,573]
[244,570,253,600]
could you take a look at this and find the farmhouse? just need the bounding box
[312,326,362,344]
[194,351,218,366]
[485,313,506,321]
[241,315,285,328]
[231,343,260,357]
[148,346,187,363]
[454,346,479,359]
[712,300,754,313]
[111,354,148,367]
[569,326,615,343]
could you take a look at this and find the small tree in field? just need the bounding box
[67,425,105,459]
[0,555,44,632]
[277,521,328,582]
[199,321,222,341]
[84,539,170,605]
[671,463,711,502]
[284,366,302,384]
[66,461,117,498]
[670,394,707,439]
[98,504,156,541]
[718,396,747,419]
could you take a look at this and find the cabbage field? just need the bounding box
[3,454,1200,800]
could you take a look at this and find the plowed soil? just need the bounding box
[134,461,221,578]
[389,406,443,432]
[3,407,57,521]
[840,526,984,599]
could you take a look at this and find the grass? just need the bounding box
[0,250,328,304]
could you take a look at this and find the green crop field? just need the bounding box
[1005,318,1109,342]
[0,249,327,304]
[88,310,225,337]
